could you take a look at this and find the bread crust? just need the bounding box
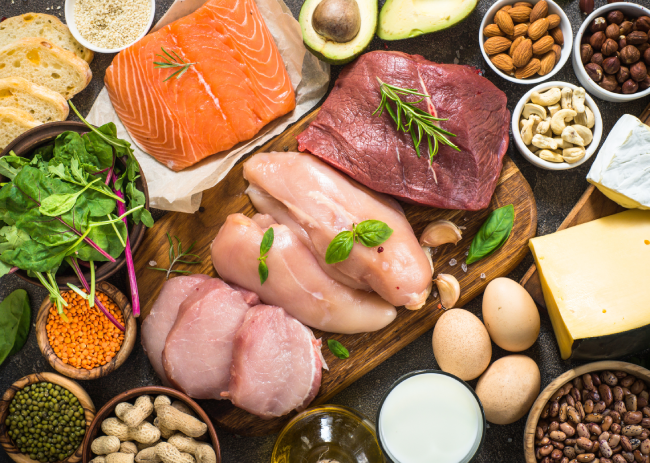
[0,76,69,122]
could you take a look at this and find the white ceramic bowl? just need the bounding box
[479,0,573,84]
[573,3,650,103]
[512,81,603,171]
[64,0,156,54]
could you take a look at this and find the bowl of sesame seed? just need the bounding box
[64,0,155,54]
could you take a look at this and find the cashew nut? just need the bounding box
[538,150,564,163]
[522,103,546,120]
[101,418,161,444]
[520,118,534,145]
[563,147,586,164]
[561,126,585,147]
[574,106,595,129]
[168,435,216,463]
[532,134,558,150]
[531,87,561,106]
[92,436,122,455]
[560,87,573,110]
[155,443,195,463]
[572,124,593,146]
[156,405,207,438]
[553,138,573,150]
[419,220,462,247]
[121,442,139,455]
[572,87,586,115]
[136,447,161,463]
[107,454,135,463]
[551,109,577,135]
[548,103,561,117]
[536,117,551,135]
[116,396,154,428]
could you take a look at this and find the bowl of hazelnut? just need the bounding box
[573,3,650,102]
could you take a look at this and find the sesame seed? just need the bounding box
[74,0,151,50]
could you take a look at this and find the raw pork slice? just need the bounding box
[296,51,509,210]
[244,152,433,308]
[223,305,322,418]
[162,278,258,399]
[212,214,397,334]
[141,274,211,384]
[105,0,295,171]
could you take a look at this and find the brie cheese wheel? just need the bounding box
[587,114,650,210]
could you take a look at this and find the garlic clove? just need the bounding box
[435,273,461,309]
[419,220,462,247]
[422,246,434,274]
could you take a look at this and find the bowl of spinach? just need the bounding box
[0,104,153,326]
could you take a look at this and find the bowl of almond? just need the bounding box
[479,0,573,83]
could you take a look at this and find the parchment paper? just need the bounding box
[87,0,330,212]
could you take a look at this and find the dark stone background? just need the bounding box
[1,0,649,461]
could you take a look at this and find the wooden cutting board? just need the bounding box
[520,103,650,308]
[132,108,538,436]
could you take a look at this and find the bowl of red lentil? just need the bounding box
[35,281,137,381]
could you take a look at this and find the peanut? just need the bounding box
[92,436,121,455]
[155,443,196,463]
[121,442,139,455]
[136,447,162,463]
[117,396,154,428]
[102,418,162,444]
[156,405,207,439]
[106,453,135,463]
[167,435,216,463]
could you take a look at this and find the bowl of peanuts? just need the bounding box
[81,387,221,463]
[524,361,650,463]
[35,281,137,381]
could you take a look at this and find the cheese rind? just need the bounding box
[529,209,650,359]
[587,114,650,210]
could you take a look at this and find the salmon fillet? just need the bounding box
[105,0,296,171]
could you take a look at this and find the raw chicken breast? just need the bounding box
[211,214,397,334]
[223,305,322,418]
[244,152,433,308]
[162,278,258,399]
[141,274,211,384]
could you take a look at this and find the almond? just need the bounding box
[532,35,555,54]
[528,18,549,40]
[510,36,525,57]
[547,13,561,29]
[499,4,513,13]
[509,6,532,23]
[513,23,529,38]
[515,58,541,78]
[495,10,515,35]
[484,24,505,37]
[484,36,513,55]
[513,38,533,67]
[514,1,533,7]
[552,44,562,64]
[530,0,548,23]
[490,53,515,74]
[538,50,556,76]
[549,26,564,45]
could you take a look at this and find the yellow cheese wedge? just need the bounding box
[529,210,650,360]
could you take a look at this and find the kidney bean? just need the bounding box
[589,391,602,402]
[577,454,596,462]
[615,387,626,402]
[603,371,619,387]
[551,431,568,442]
[561,403,569,422]
[540,457,551,463]
[612,423,623,434]
[632,381,646,395]
[584,374,596,391]
[585,400,595,414]
[618,402,629,415]
[625,388,633,397]
[622,452,634,462]
[645,408,650,419]
[552,440,565,450]
[537,426,545,440]
[560,457,569,463]
[578,402,587,421]
[641,391,649,402]
[539,436,551,445]
[604,416,614,431]
[631,439,642,450]
[622,376,637,388]
[601,432,611,442]
[575,377,585,390]
[554,387,566,402]
[640,398,649,409]
[601,440,615,458]
[562,422,577,436]
[627,395,639,412]
[626,412,644,425]
[588,423,603,436]
[610,434,622,448]
[540,444,554,456]
[591,374,601,387]
[578,423,591,438]
[551,401,561,418]
[624,425,644,437]
[594,440,601,454]
[551,421,561,432]
[586,414,605,423]
[568,394,576,408]
[612,412,623,425]
[642,418,650,428]
[641,438,650,454]
[584,389,591,403]
[634,449,648,463]
[542,402,551,419]
[596,402,609,414]
[565,438,577,445]
[570,406,583,424]
[578,437,595,450]
[616,371,629,379]
[551,449,564,459]
[642,430,649,440]
[601,458,613,463]
[614,455,627,463]
[541,420,550,432]
[613,445,624,453]
[601,385,615,406]
[573,388,583,404]
[624,436,634,451]
[564,445,577,459]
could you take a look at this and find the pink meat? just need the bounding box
[223,305,322,418]
[141,274,211,384]
[162,278,258,399]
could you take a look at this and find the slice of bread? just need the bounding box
[0,77,69,123]
[0,13,93,63]
[0,107,42,151]
[0,38,92,100]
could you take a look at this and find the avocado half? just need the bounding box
[377,0,477,41]
[300,0,377,65]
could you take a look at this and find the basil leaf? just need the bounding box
[355,220,393,247]
[0,289,31,366]
[466,204,515,265]
[260,227,274,257]
[325,231,354,264]
[258,260,269,285]
[327,339,349,359]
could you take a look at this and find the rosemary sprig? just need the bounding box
[149,233,203,279]
[373,77,460,162]
[154,48,196,82]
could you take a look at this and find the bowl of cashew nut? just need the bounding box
[512,81,603,170]
[81,386,220,463]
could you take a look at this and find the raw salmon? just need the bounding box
[105,0,296,171]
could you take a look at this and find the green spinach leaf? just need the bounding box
[126,182,153,227]
[466,204,515,265]
[0,289,31,366]
[38,179,100,217]
[0,225,30,253]
[0,155,30,181]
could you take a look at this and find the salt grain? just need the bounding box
[449,258,457,266]
[480,273,486,279]
[149,260,157,267]
[461,263,467,272]
[464,251,468,256]
[75,0,151,49]
[432,291,438,298]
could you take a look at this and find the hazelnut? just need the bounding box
[636,16,650,33]
[581,44,594,63]
[627,31,649,45]
[590,31,606,50]
[620,21,634,36]
[590,17,608,33]
[638,43,650,55]
[644,47,650,65]
[602,38,619,56]
[606,23,620,40]
[591,52,604,66]
[631,61,648,81]
[619,36,627,49]
[616,66,630,84]
[599,74,618,92]
[639,75,650,90]
[585,62,604,82]
[622,78,638,94]
[607,10,624,25]
[621,45,641,64]
[602,56,621,74]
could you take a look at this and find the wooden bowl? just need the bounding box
[35,281,137,381]
[523,361,650,463]
[0,122,150,288]
[81,386,221,463]
[0,372,96,463]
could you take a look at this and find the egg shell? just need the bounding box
[432,309,492,381]
[475,355,540,425]
[482,277,540,352]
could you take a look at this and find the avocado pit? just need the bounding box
[312,0,361,43]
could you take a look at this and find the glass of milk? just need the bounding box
[377,370,486,463]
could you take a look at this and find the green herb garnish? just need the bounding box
[327,339,350,359]
[325,220,393,264]
[373,77,460,162]
[154,48,197,82]
[258,228,274,285]
[466,204,515,265]
[149,233,202,280]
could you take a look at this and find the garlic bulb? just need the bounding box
[419,220,462,247]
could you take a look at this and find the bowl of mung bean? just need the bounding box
[0,372,95,463]
[35,281,137,382]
